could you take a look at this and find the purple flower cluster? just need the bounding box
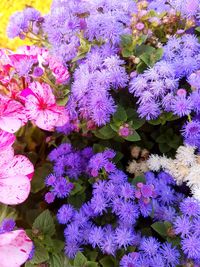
[148,0,200,18]
[7,8,41,39]
[63,171,141,258]
[174,197,200,261]
[68,53,128,126]
[130,35,200,120]
[46,143,200,264]
[120,240,180,267]
[48,143,93,179]
[43,0,136,62]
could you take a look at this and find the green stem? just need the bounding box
[188,114,192,122]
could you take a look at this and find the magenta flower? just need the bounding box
[0,130,34,205]
[0,229,33,267]
[22,82,69,131]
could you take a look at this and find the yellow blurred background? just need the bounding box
[0,0,52,50]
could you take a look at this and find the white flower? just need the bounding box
[147,155,162,171]
[185,164,200,187]
[175,145,196,167]
[191,185,200,201]
[127,160,138,174]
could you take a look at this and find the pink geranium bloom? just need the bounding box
[22,82,69,131]
[0,130,34,205]
[0,229,33,267]
[47,56,70,84]
[0,95,27,133]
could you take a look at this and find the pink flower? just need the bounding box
[22,82,69,131]
[0,130,34,205]
[0,95,27,133]
[0,229,33,267]
[48,56,70,84]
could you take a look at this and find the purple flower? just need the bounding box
[57,204,75,224]
[33,67,44,77]
[171,95,192,117]
[45,174,56,186]
[174,215,192,237]
[0,219,15,233]
[120,183,135,200]
[64,241,82,259]
[182,120,200,146]
[182,234,200,260]
[139,237,160,257]
[180,198,200,217]
[160,243,180,267]
[45,192,55,203]
[120,252,140,267]
[52,177,73,198]
[115,227,135,248]
[88,226,104,248]
[100,231,117,255]
[137,101,161,120]
[109,170,128,184]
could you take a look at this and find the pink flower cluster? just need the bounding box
[0,130,34,266]
[0,229,33,267]
[0,130,33,205]
[0,46,70,265]
[0,47,69,132]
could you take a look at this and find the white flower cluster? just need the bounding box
[147,145,200,200]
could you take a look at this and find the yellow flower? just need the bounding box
[0,0,51,50]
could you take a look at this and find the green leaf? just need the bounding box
[113,105,127,123]
[31,163,52,193]
[51,239,65,253]
[195,26,200,32]
[113,152,123,163]
[57,95,69,106]
[30,243,49,264]
[85,250,98,261]
[68,192,86,208]
[49,253,71,267]
[159,143,171,153]
[93,144,106,153]
[148,118,161,125]
[98,125,116,139]
[135,44,155,57]
[25,262,35,267]
[136,61,147,73]
[156,135,166,143]
[110,123,119,132]
[120,34,133,47]
[32,210,55,236]
[74,252,87,266]
[70,183,83,196]
[151,221,171,237]
[100,256,116,267]
[131,175,146,186]
[124,131,141,142]
[0,204,17,224]
[122,48,133,57]
[86,262,99,267]
[49,253,63,267]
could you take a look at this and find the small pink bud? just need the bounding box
[135,190,142,199]
[177,88,187,97]
[137,182,144,188]
[136,22,145,31]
